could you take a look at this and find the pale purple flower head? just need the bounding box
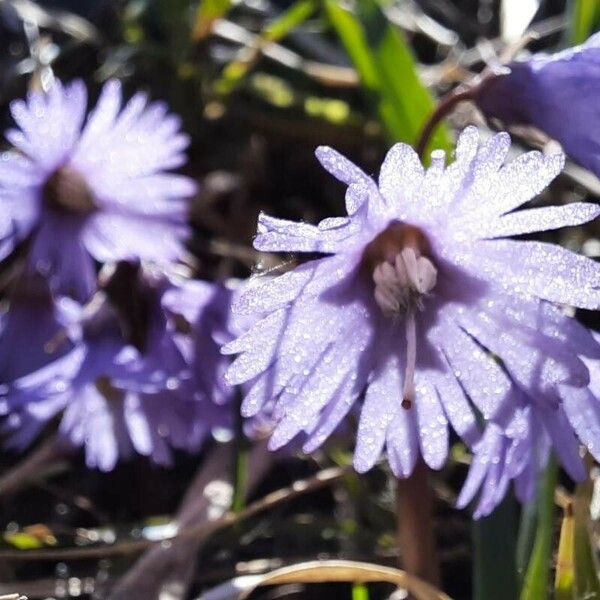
[0,79,196,300]
[223,127,600,482]
[475,33,600,177]
[2,264,225,470]
[461,327,600,518]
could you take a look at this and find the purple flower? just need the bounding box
[163,279,236,408]
[2,264,225,470]
[0,274,78,383]
[460,325,600,518]
[475,33,600,177]
[223,127,600,480]
[0,79,196,300]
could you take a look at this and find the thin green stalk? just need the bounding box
[472,494,518,600]
[554,503,575,599]
[520,455,558,600]
[573,478,600,599]
[568,0,600,45]
[516,497,538,588]
[351,582,369,600]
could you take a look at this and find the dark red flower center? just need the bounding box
[95,375,123,403]
[361,221,437,316]
[42,165,97,215]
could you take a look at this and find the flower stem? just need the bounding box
[473,493,518,600]
[395,460,440,586]
[415,71,504,158]
[519,454,558,600]
[415,88,475,158]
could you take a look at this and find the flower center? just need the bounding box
[101,262,151,353]
[95,375,123,403]
[361,222,438,409]
[42,165,96,214]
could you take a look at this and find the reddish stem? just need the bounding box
[415,71,505,159]
[416,87,475,159]
[396,460,440,587]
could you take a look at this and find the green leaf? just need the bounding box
[520,456,558,600]
[569,0,600,45]
[573,480,600,599]
[323,0,450,154]
[472,494,518,600]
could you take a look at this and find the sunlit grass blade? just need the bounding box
[554,502,575,599]
[472,494,518,600]
[520,455,558,600]
[323,0,450,154]
[352,582,370,600]
[573,478,600,599]
[263,0,317,42]
[214,559,453,600]
[192,0,232,42]
[569,0,600,45]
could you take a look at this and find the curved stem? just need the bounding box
[415,71,505,159]
[416,87,475,159]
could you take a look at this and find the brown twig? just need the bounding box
[0,464,350,561]
[108,440,274,600]
[237,559,452,600]
[0,435,70,497]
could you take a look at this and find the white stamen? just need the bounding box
[372,250,437,317]
[415,256,437,294]
[371,246,438,410]
[401,247,420,289]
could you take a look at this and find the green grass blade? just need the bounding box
[351,582,370,600]
[573,479,600,599]
[520,455,558,600]
[263,0,316,41]
[554,504,575,600]
[472,494,518,600]
[324,0,450,153]
[516,497,538,588]
[323,0,380,91]
[192,0,232,41]
[569,0,600,45]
